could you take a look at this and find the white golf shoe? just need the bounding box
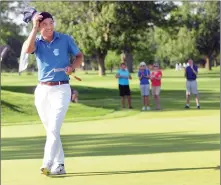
[50,164,66,175]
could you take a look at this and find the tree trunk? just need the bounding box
[121,51,134,73]
[110,64,113,73]
[125,51,133,73]
[205,56,212,71]
[96,52,106,76]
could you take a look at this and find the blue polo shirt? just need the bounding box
[117,69,130,85]
[186,65,198,80]
[138,69,150,85]
[33,31,80,82]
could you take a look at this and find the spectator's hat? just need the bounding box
[139,61,146,66]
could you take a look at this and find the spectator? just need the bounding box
[150,63,163,110]
[184,59,200,109]
[138,61,151,111]
[116,63,132,109]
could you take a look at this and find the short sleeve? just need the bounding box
[67,35,80,56]
[147,69,150,75]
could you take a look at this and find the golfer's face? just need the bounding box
[39,18,54,38]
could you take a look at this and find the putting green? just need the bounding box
[2,112,219,185]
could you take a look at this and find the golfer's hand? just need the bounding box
[65,66,73,75]
[32,14,43,29]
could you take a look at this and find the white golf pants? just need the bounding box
[35,83,71,166]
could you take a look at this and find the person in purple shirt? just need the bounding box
[138,62,151,111]
[184,59,200,109]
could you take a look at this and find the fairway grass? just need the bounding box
[1,68,220,185]
[1,68,220,125]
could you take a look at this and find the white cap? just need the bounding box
[139,61,146,66]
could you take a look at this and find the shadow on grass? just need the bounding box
[49,166,219,178]
[1,132,219,160]
[1,85,220,112]
[1,100,24,113]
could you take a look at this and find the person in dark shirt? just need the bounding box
[184,59,200,109]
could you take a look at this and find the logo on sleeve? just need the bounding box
[53,49,59,56]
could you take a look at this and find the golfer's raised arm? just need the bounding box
[24,14,43,54]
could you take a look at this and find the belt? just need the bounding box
[40,81,69,86]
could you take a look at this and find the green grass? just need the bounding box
[1,67,220,125]
[1,67,220,185]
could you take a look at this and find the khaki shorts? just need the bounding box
[140,84,150,96]
[152,86,161,96]
[186,80,198,95]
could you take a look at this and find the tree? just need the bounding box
[129,28,156,70]
[154,26,199,67]
[195,1,220,70]
[0,1,25,71]
[111,1,176,72]
[167,1,220,69]
[105,51,120,73]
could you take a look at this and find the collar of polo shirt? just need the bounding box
[39,31,60,41]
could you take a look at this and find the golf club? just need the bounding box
[54,68,82,81]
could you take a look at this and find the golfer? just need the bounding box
[116,63,132,109]
[23,12,83,175]
[184,59,200,109]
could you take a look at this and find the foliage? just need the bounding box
[105,51,121,71]
[1,1,220,72]
[154,26,199,66]
[195,1,220,70]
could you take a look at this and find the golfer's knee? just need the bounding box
[47,129,60,141]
